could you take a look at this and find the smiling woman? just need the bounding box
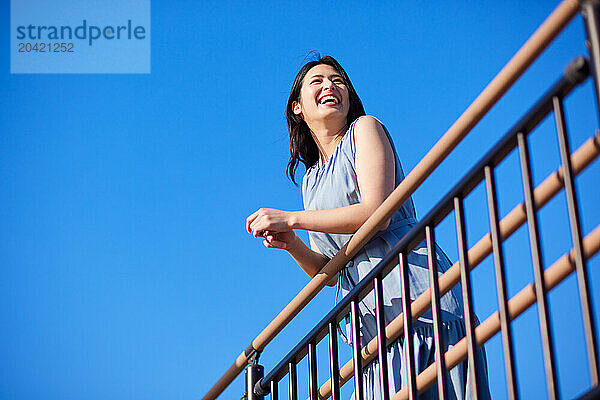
[246,55,491,399]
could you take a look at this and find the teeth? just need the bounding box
[319,95,337,104]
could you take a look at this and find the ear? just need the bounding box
[292,100,303,116]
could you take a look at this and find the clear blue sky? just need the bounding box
[1,1,600,399]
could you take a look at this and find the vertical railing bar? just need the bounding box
[517,132,559,400]
[308,342,318,400]
[374,275,390,400]
[399,251,418,400]
[454,196,480,400]
[328,322,341,400]
[288,362,297,400]
[553,96,599,386]
[271,379,279,400]
[425,226,449,400]
[582,0,600,123]
[351,299,364,400]
[484,165,519,400]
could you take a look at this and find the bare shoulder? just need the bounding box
[354,115,384,132]
[353,115,388,146]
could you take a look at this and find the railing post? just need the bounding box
[244,359,264,400]
[289,362,298,400]
[517,132,559,399]
[454,197,480,399]
[582,0,600,122]
[553,95,599,387]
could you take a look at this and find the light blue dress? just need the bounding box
[302,116,491,399]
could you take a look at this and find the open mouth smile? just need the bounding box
[317,94,339,106]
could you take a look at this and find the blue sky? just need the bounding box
[1,1,600,399]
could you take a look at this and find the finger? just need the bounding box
[249,215,260,233]
[251,219,267,236]
[250,218,259,236]
[246,214,253,232]
[263,237,286,249]
[246,212,259,233]
[264,231,279,244]
[263,238,276,248]
[265,231,278,242]
[269,239,287,249]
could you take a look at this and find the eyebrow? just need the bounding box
[308,73,344,80]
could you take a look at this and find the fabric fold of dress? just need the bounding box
[302,116,491,399]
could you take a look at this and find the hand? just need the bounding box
[262,230,298,250]
[246,208,296,237]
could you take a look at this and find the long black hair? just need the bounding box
[285,55,366,184]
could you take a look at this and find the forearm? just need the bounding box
[291,203,388,234]
[287,235,337,285]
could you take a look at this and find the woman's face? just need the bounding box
[293,64,350,127]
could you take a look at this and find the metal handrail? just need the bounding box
[201,1,581,398]
[257,56,597,397]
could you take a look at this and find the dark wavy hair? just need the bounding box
[285,55,366,184]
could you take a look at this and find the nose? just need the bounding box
[322,79,335,92]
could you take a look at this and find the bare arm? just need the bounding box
[247,116,395,236]
[293,235,337,287]
[296,116,396,233]
[261,230,336,286]
[290,203,380,234]
[308,235,338,286]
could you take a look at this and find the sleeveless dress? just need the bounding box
[302,116,491,399]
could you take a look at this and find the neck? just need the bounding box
[306,119,347,166]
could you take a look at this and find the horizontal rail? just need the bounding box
[308,130,600,399]
[201,1,580,398]
[258,55,590,390]
[392,224,600,399]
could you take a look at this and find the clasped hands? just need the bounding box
[246,208,298,250]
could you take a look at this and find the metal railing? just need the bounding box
[255,56,599,399]
[201,1,600,399]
